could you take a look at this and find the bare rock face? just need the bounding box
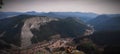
[21,16,58,48]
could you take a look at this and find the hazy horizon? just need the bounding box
[1,0,120,14]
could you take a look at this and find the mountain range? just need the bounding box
[88,14,120,31]
[0,11,120,54]
[1,11,120,47]
[0,11,98,22]
[88,14,120,45]
[0,14,92,49]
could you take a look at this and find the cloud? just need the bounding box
[1,0,120,14]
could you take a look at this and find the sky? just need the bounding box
[0,0,120,14]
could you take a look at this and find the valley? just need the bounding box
[0,12,120,54]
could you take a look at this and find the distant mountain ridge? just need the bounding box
[0,11,98,22]
[88,14,120,31]
[0,12,23,19]
[1,11,120,23]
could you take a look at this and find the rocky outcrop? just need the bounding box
[21,16,58,48]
